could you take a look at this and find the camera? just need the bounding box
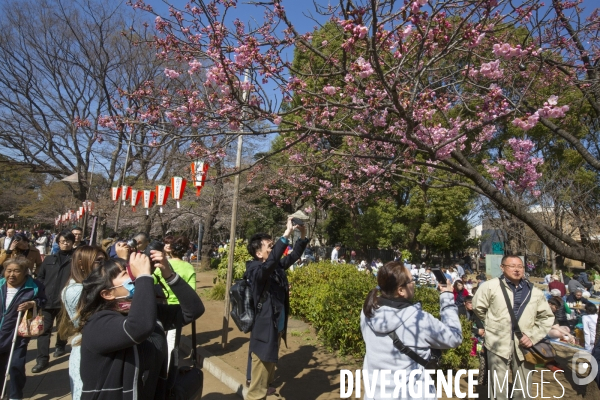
[144,240,165,258]
[291,218,305,226]
[126,238,137,249]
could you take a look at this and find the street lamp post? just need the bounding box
[221,70,250,348]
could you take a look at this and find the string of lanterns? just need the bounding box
[55,200,94,226]
[112,161,209,215]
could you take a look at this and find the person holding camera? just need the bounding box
[361,261,462,399]
[154,236,196,367]
[0,232,43,275]
[245,217,308,400]
[77,250,204,400]
[32,230,76,373]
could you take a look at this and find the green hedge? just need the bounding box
[288,262,477,370]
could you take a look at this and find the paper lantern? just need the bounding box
[111,187,122,202]
[190,161,209,196]
[79,206,85,217]
[155,185,171,213]
[121,185,131,205]
[83,200,94,213]
[130,189,142,212]
[142,190,155,215]
[76,210,81,220]
[171,177,187,208]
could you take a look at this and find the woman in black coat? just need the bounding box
[77,251,204,400]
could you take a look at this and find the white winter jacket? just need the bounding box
[360,292,463,400]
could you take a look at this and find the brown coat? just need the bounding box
[0,244,43,273]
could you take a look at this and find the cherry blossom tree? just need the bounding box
[105,0,600,264]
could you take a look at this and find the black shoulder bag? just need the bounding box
[387,331,442,369]
[168,321,203,400]
[498,280,555,364]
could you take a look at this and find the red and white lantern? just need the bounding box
[190,161,209,196]
[76,210,81,220]
[171,177,187,208]
[155,185,171,213]
[130,189,142,212]
[142,190,155,215]
[79,206,85,219]
[83,200,94,213]
[121,185,131,205]
[111,187,122,202]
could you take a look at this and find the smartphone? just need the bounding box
[291,218,305,226]
[431,268,447,285]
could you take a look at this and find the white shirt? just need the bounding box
[583,314,598,351]
[331,248,339,262]
[3,237,12,250]
[6,287,20,306]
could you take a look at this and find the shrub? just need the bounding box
[289,263,476,369]
[209,281,226,300]
[289,262,376,357]
[217,239,250,282]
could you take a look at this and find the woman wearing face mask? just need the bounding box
[361,261,462,399]
[59,246,107,400]
[77,251,204,400]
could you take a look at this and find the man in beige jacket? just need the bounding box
[473,255,554,400]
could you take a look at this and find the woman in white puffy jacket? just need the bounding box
[360,261,463,400]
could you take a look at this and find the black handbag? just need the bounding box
[168,320,203,400]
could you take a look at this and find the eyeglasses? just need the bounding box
[501,264,524,270]
[59,240,73,245]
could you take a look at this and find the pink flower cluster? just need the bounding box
[478,60,503,79]
[411,0,428,14]
[512,96,569,130]
[354,57,374,78]
[164,68,180,79]
[493,43,526,58]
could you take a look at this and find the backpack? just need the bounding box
[229,275,268,333]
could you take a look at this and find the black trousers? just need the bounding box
[0,345,27,399]
[35,308,67,363]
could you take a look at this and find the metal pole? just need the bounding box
[114,131,133,233]
[222,70,250,347]
[197,221,204,262]
[82,157,96,238]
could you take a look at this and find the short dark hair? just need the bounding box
[72,227,83,233]
[58,230,75,243]
[548,297,562,309]
[500,254,521,265]
[248,233,272,260]
[134,232,150,242]
[586,303,598,315]
[464,295,473,302]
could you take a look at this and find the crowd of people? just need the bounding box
[2,223,600,399]
[0,227,204,400]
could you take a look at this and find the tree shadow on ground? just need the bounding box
[273,345,339,400]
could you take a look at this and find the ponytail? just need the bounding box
[363,288,380,318]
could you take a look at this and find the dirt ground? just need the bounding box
[189,269,600,399]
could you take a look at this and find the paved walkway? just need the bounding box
[18,333,235,399]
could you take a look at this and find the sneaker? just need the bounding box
[246,380,251,388]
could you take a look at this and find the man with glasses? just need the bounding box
[473,255,554,400]
[32,230,76,373]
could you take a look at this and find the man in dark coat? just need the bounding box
[245,217,308,400]
[31,230,75,373]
